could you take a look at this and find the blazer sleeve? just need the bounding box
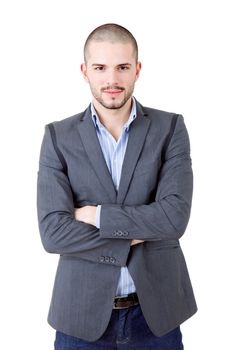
[37,125,131,266]
[99,115,193,241]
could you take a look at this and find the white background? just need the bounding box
[0,0,232,348]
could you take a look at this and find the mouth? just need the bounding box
[102,87,124,97]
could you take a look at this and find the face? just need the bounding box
[81,41,141,110]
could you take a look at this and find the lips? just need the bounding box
[102,87,124,96]
[104,90,122,95]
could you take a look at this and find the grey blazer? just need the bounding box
[37,100,197,341]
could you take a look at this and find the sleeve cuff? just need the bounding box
[96,205,101,228]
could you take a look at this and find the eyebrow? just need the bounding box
[91,63,132,67]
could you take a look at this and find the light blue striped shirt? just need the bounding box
[91,98,137,296]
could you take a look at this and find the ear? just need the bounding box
[135,62,142,81]
[80,63,89,82]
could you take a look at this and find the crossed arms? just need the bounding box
[37,115,192,267]
[74,206,143,246]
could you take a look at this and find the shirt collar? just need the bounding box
[91,97,137,132]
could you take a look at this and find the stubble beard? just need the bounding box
[91,84,135,110]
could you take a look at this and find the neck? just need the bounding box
[93,98,132,133]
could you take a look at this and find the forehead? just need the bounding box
[86,41,135,64]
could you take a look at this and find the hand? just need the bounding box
[74,206,97,227]
[131,240,144,246]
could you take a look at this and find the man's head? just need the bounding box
[84,23,138,64]
[81,23,141,111]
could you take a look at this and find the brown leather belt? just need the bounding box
[113,293,139,309]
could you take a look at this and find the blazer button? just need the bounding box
[100,256,105,263]
[123,231,129,237]
[110,257,116,264]
[105,256,110,263]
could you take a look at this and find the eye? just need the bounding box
[118,65,130,71]
[119,66,129,70]
[94,66,105,71]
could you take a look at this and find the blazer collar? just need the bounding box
[78,105,117,203]
[78,99,150,204]
[117,100,150,204]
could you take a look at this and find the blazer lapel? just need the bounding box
[78,106,117,203]
[117,102,151,204]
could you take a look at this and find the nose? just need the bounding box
[106,68,119,86]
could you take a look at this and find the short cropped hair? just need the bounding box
[84,23,138,63]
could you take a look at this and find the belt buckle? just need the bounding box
[113,294,139,309]
[113,300,129,309]
[113,303,131,309]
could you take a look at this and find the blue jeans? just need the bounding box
[54,305,183,349]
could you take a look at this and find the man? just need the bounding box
[37,23,197,349]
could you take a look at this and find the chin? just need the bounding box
[102,104,122,110]
[104,97,130,110]
[105,101,126,109]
